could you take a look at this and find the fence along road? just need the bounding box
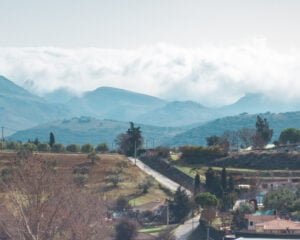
[128,157,191,196]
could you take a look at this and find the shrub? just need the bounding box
[73,174,88,186]
[22,143,37,152]
[66,144,80,153]
[96,143,109,152]
[180,146,227,164]
[115,219,137,240]
[138,176,154,194]
[51,144,66,153]
[114,196,132,212]
[81,144,94,153]
[6,141,21,150]
[73,166,90,175]
[37,143,51,152]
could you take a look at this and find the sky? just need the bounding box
[0,0,300,106]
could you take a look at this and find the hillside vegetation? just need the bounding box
[166,111,300,146]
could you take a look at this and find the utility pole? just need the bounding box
[166,199,169,225]
[134,140,137,165]
[206,226,210,240]
[1,126,3,151]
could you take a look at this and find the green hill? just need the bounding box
[9,116,186,147]
[165,112,300,146]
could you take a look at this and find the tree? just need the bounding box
[206,134,230,152]
[195,192,219,208]
[116,122,143,156]
[253,115,273,148]
[263,187,296,213]
[206,135,222,146]
[22,142,37,151]
[169,187,191,223]
[49,132,55,148]
[0,156,110,240]
[115,218,137,240]
[51,143,66,153]
[194,173,201,195]
[81,143,94,153]
[96,142,109,152]
[37,143,51,152]
[205,168,223,198]
[222,130,238,151]
[238,128,255,148]
[279,128,300,144]
[105,168,123,187]
[114,196,132,212]
[66,144,80,153]
[138,176,154,194]
[221,167,227,192]
[195,192,219,225]
[228,175,235,192]
[205,167,215,192]
[232,202,255,230]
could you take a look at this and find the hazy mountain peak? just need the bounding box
[86,86,166,103]
[0,75,31,96]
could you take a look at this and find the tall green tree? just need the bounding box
[205,168,215,192]
[228,175,235,192]
[49,132,55,148]
[194,173,201,195]
[116,122,143,156]
[169,187,191,223]
[205,168,223,198]
[253,115,273,148]
[221,167,227,192]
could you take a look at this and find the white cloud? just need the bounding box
[1,39,300,107]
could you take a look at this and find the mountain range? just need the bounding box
[2,75,300,146]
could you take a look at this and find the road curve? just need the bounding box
[128,157,199,240]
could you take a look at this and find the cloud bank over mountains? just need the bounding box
[1,39,299,107]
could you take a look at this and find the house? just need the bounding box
[255,218,300,234]
[245,210,277,231]
[257,178,297,192]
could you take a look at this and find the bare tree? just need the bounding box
[0,156,111,240]
[238,128,255,149]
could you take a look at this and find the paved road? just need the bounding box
[128,157,191,196]
[128,157,198,240]
[173,214,200,240]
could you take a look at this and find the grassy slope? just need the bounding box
[0,152,169,209]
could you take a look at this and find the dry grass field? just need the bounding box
[0,151,168,210]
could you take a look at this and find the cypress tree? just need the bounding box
[194,173,201,194]
[49,132,55,148]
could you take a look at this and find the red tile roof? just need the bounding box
[256,219,300,231]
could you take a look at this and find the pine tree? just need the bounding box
[170,187,191,223]
[194,173,201,194]
[221,167,227,192]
